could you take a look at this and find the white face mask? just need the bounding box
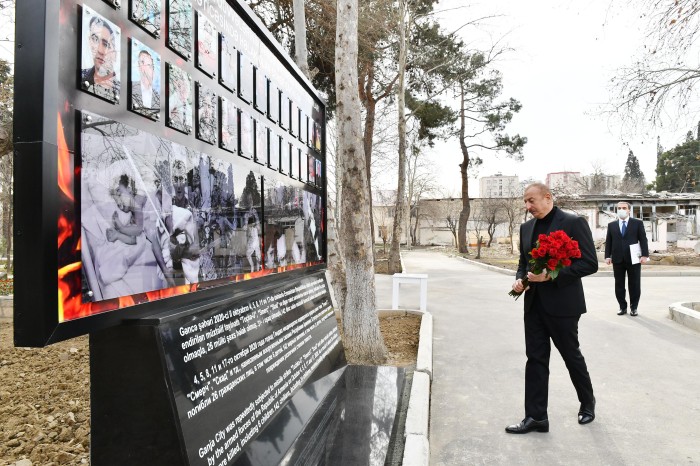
[617,209,629,219]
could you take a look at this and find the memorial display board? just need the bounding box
[161,271,340,465]
[14,0,327,346]
[90,269,347,465]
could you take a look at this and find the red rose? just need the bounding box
[547,258,559,270]
[562,258,572,267]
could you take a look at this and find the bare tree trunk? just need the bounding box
[335,0,387,363]
[326,197,347,314]
[292,0,311,78]
[388,0,408,274]
[361,65,377,247]
[457,82,470,254]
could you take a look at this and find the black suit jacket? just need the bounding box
[604,217,649,264]
[517,208,599,316]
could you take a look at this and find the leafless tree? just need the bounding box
[335,0,387,363]
[610,0,700,128]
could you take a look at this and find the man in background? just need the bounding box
[605,201,649,316]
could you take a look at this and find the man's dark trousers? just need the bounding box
[524,293,594,420]
[613,261,641,310]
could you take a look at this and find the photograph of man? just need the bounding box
[220,34,237,91]
[507,183,598,434]
[81,7,121,102]
[604,201,650,316]
[167,64,193,133]
[220,98,237,152]
[167,0,193,58]
[196,12,218,77]
[130,0,161,37]
[130,41,161,119]
[196,84,217,144]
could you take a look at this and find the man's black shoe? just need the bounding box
[617,309,627,315]
[630,309,638,316]
[578,403,595,425]
[505,417,549,434]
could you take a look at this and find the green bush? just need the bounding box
[0,279,13,296]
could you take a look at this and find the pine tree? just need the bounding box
[621,149,646,193]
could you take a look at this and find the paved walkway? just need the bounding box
[376,250,700,465]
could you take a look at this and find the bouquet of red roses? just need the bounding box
[508,229,582,300]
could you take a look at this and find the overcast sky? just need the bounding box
[423,0,696,197]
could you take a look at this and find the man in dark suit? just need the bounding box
[507,183,598,434]
[604,201,649,316]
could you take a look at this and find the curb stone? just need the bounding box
[669,302,700,333]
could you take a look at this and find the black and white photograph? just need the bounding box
[80,111,202,302]
[220,97,237,152]
[81,6,121,103]
[167,63,193,133]
[238,51,253,104]
[130,0,161,37]
[254,68,266,114]
[196,11,218,78]
[219,34,236,92]
[267,82,280,123]
[263,179,302,268]
[196,83,217,144]
[191,156,263,279]
[302,189,323,262]
[80,110,269,303]
[167,0,193,59]
[129,39,161,120]
[268,131,280,171]
[239,110,254,159]
[254,119,267,165]
[233,170,263,273]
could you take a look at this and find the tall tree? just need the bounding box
[655,136,700,192]
[387,0,411,273]
[335,0,386,363]
[451,52,526,253]
[621,149,646,193]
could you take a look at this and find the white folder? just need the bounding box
[629,242,642,265]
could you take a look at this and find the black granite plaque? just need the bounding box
[159,272,341,466]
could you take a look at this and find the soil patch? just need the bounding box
[0,322,90,466]
[0,311,419,465]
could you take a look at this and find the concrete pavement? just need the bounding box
[377,249,700,466]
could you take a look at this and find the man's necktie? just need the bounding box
[621,221,627,236]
